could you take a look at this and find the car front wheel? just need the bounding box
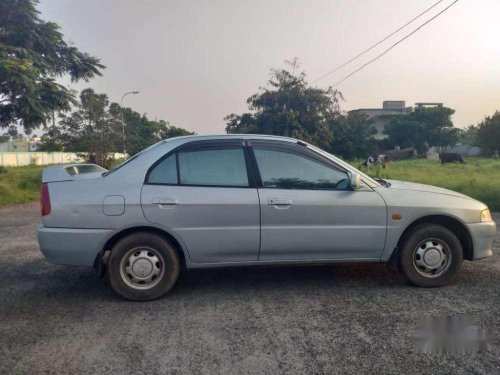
[107,232,180,301]
[398,224,463,287]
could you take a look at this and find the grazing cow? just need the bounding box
[361,155,376,168]
[385,148,416,161]
[439,153,466,164]
[362,154,389,169]
[377,154,390,169]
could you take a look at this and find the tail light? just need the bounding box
[40,183,51,216]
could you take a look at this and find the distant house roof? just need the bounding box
[415,102,443,108]
[347,107,411,117]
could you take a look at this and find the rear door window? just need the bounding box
[178,147,249,187]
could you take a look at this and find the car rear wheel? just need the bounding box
[398,224,463,287]
[107,232,180,301]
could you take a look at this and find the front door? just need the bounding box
[250,142,387,261]
[141,141,260,263]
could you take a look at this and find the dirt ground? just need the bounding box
[0,202,499,374]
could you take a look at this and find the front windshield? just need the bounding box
[306,143,381,188]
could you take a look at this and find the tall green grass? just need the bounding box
[0,165,43,206]
[0,158,499,211]
[356,157,500,211]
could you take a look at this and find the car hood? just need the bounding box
[385,180,475,201]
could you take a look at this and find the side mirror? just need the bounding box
[349,173,362,190]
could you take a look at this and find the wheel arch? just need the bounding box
[394,214,474,262]
[94,225,189,272]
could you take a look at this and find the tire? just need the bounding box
[398,224,462,287]
[107,232,180,301]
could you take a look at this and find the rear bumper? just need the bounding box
[38,226,113,267]
[466,220,496,260]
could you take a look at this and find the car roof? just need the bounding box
[164,134,299,144]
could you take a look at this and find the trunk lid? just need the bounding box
[42,164,107,183]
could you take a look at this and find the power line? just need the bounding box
[313,0,444,83]
[330,0,459,87]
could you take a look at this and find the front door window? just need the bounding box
[253,147,349,190]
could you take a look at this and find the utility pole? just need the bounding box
[120,91,139,158]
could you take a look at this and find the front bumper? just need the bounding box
[466,220,496,260]
[38,226,113,267]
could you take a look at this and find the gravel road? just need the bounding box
[0,202,499,374]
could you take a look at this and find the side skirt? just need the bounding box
[185,257,382,269]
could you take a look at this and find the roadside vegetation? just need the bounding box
[0,165,43,206]
[0,158,499,211]
[0,157,125,206]
[359,157,500,211]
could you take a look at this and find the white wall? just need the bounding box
[0,152,83,166]
[0,152,126,167]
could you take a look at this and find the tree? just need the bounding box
[458,125,479,146]
[384,106,459,156]
[225,60,343,151]
[476,111,500,156]
[159,123,194,139]
[330,112,377,160]
[108,104,194,156]
[0,124,18,143]
[0,0,104,132]
[55,88,119,167]
[109,104,157,156]
[39,88,194,165]
[38,123,64,151]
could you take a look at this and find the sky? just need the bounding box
[37,0,500,134]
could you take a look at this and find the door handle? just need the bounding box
[152,198,178,208]
[268,199,293,206]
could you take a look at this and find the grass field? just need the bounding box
[0,165,43,206]
[359,157,500,211]
[0,157,499,210]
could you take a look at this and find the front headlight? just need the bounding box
[481,209,492,222]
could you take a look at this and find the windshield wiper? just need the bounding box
[375,178,391,187]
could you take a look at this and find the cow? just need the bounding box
[361,154,389,169]
[439,153,466,164]
[361,155,376,168]
[377,154,390,169]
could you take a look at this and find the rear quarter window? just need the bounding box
[147,154,178,184]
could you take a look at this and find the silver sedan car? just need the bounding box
[38,135,496,300]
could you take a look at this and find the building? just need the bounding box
[0,136,29,151]
[0,136,42,152]
[29,136,42,151]
[348,101,443,139]
[348,101,412,139]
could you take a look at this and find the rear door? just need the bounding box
[250,141,387,261]
[141,140,260,263]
